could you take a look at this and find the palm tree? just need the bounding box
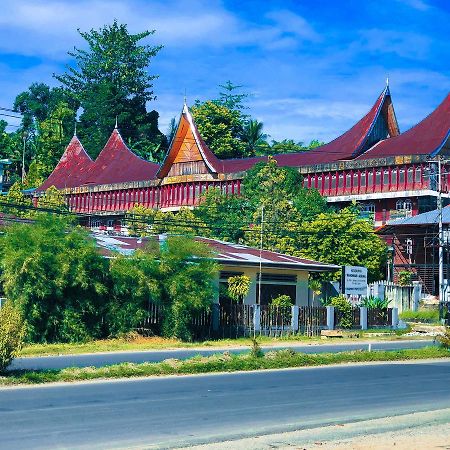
[240,119,268,156]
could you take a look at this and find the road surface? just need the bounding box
[10,339,434,371]
[1,359,449,449]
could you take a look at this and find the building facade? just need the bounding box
[36,86,450,229]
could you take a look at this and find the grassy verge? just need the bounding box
[2,346,448,386]
[19,330,418,357]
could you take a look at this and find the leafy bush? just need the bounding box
[0,301,26,372]
[436,327,450,349]
[360,296,390,309]
[227,275,251,303]
[399,309,440,323]
[270,295,293,308]
[398,271,413,286]
[329,295,353,329]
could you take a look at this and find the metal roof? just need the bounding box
[386,207,450,227]
[93,234,340,272]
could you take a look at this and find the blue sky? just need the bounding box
[0,0,448,144]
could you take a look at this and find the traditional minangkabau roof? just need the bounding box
[83,127,159,185]
[37,135,94,192]
[357,93,450,160]
[157,104,222,178]
[219,85,399,173]
[93,234,339,271]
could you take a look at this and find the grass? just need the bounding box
[2,346,448,386]
[399,309,440,324]
[18,330,421,358]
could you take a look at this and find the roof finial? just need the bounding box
[73,121,77,136]
[184,88,187,106]
[115,115,118,129]
[386,76,389,87]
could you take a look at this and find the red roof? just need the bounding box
[357,93,450,160]
[37,136,94,191]
[93,234,339,271]
[219,86,397,173]
[157,104,222,178]
[83,128,159,185]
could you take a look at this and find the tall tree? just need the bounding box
[191,101,247,159]
[218,81,249,111]
[0,215,109,342]
[240,119,269,156]
[55,20,167,161]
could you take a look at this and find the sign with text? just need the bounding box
[343,266,368,296]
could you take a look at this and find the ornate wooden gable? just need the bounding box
[157,104,222,179]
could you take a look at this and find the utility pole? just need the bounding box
[258,205,264,305]
[437,156,445,303]
[21,131,27,182]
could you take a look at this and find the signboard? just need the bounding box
[342,266,368,296]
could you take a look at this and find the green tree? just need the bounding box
[36,102,76,175]
[217,80,249,111]
[191,101,247,159]
[109,236,217,341]
[37,186,68,211]
[298,209,387,282]
[195,188,248,242]
[0,301,26,372]
[241,119,269,156]
[0,215,109,342]
[227,275,251,304]
[55,20,167,161]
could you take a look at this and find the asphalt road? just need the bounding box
[1,359,449,449]
[10,339,434,371]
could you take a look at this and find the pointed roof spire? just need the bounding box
[157,101,222,178]
[73,121,77,137]
[37,135,93,191]
[386,76,389,87]
[115,115,118,129]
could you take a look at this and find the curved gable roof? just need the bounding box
[357,93,450,160]
[157,104,222,178]
[219,86,398,173]
[37,135,94,191]
[84,128,159,185]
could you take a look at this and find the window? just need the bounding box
[331,176,337,189]
[375,171,381,186]
[338,174,344,188]
[317,176,323,190]
[368,171,373,187]
[399,169,405,185]
[346,173,352,188]
[324,175,330,190]
[415,167,422,183]
[383,170,389,185]
[361,172,366,187]
[391,169,398,186]
[407,168,414,184]
[396,199,412,211]
[361,203,375,213]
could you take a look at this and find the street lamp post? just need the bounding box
[21,131,28,183]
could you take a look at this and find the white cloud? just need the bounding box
[359,29,431,60]
[394,0,431,11]
[266,10,321,42]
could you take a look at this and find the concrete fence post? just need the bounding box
[253,304,261,332]
[326,306,335,330]
[291,305,299,333]
[212,304,220,332]
[412,281,421,311]
[360,306,368,330]
[391,307,399,329]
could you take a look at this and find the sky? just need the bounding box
[0,0,448,144]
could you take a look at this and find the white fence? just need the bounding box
[367,281,421,313]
